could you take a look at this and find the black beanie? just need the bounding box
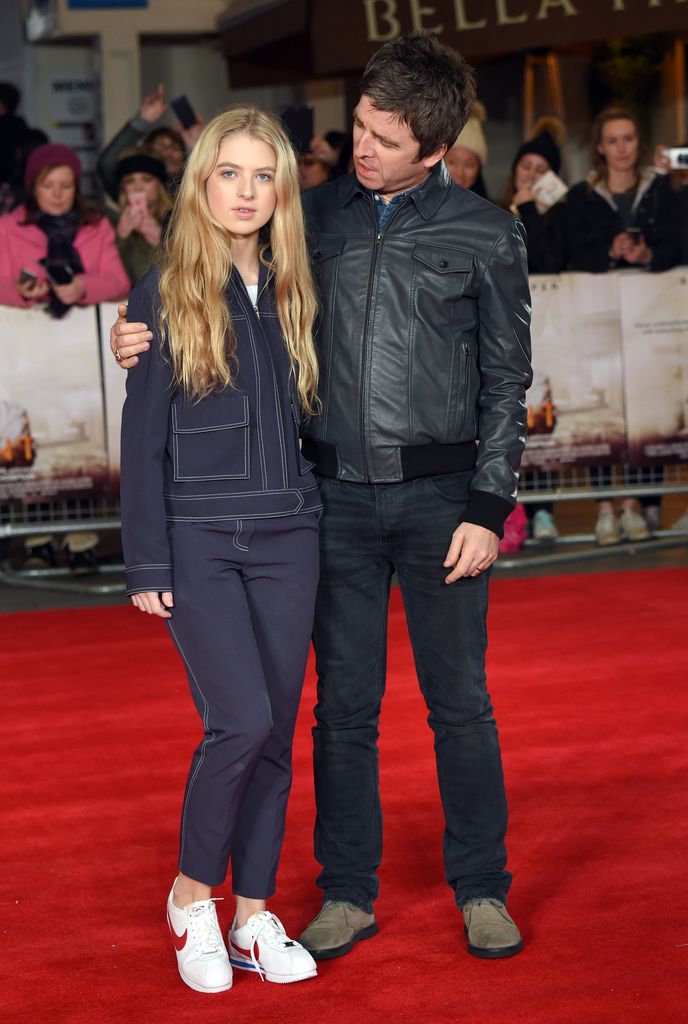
[116,153,167,185]
[512,131,561,175]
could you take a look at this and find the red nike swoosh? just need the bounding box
[231,938,260,961]
[167,910,187,952]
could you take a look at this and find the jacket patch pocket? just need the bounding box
[171,393,250,481]
[411,244,472,326]
[291,400,315,476]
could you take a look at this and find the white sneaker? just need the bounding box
[595,508,621,546]
[532,509,558,542]
[229,910,317,984]
[619,506,650,542]
[166,881,232,994]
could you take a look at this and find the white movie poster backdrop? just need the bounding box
[619,269,688,465]
[522,273,626,470]
[0,304,107,502]
[99,302,129,491]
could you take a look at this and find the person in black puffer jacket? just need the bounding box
[553,108,681,545]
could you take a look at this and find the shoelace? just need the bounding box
[188,897,224,955]
[240,911,297,982]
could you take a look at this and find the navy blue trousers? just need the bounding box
[311,474,511,912]
[165,514,319,895]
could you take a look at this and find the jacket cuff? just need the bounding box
[125,563,173,596]
[463,489,514,539]
[129,115,151,134]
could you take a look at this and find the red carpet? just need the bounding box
[3,569,687,1023]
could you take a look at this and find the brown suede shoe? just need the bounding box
[299,901,378,960]
[463,898,523,959]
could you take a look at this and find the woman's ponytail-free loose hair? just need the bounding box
[158,106,319,413]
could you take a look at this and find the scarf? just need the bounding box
[35,209,84,318]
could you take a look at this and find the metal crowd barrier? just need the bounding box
[1,463,687,594]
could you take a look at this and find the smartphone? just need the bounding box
[279,104,314,156]
[170,95,198,130]
[19,268,38,286]
[128,191,148,214]
[626,226,642,245]
[667,147,688,170]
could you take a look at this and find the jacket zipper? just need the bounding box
[360,197,406,478]
[458,342,471,436]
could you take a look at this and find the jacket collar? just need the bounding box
[339,161,450,220]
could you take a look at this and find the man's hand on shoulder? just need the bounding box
[443,521,499,583]
[110,302,153,369]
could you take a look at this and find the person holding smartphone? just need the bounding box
[0,142,129,316]
[552,109,681,545]
[113,152,172,286]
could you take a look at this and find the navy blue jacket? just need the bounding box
[120,263,321,596]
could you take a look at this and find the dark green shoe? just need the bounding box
[463,898,523,959]
[299,901,378,960]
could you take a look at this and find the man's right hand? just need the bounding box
[110,302,152,369]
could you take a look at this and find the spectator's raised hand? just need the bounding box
[139,83,167,124]
[116,203,144,240]
[653,144,670,174]
[309,135,338,167]
[138,214,162,247]
[181,115,205,152]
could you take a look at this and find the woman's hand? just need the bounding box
[51,274,86,306]
[138,215,162,247]
[117,204,144,239]
[131,591,174,618]
[612,232,651,265]
[512,185,536,207]
[17,277,50,301]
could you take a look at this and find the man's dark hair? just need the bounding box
[359,34,475,160]
[0,82,21,115]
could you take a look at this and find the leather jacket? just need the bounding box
[301,163,532,535]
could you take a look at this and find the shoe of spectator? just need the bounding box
[619,506,650,542]
[532,509,558,543]
[24,534,57,569]
[595,509,621,546]
[64,531,99,575]
[669,506,688,532]
[643,505,661,534]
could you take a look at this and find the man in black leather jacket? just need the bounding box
[295,35,532,964]
[110,34,532,964]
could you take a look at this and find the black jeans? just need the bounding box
[312,473,511,913]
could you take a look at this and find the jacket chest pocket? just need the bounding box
[171,393,250,481]
[311,238,344,312]
[411,244,472,326]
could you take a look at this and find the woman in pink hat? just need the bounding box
[0,142,129,316]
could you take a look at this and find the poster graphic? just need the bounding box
[522,273,627,470]
[619,269,688,465]
[0,305,108,503]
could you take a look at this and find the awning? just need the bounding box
[219,0,688,85]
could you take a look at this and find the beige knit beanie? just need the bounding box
[452,101,488,166]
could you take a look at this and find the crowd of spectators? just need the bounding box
[1,77,688,560]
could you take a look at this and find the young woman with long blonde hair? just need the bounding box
[119,106,321,993]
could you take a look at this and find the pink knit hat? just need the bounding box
[24,143,82,192]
